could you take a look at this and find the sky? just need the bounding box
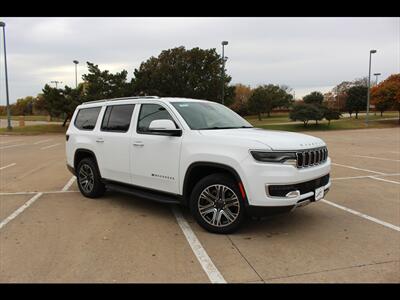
[0,17,399,104]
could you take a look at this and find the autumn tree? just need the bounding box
[230,84,252,115]
[371,74,400,122]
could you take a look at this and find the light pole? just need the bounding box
[51,80,62,88]
[73,60,79,88]
[373,72,381,86]
[366,49,377,126]
[221,41,228,105]
[0,21,12,130]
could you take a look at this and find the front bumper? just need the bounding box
[240,156,331,207]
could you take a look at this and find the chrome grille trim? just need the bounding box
[296,147,328,168]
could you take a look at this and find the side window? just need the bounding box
[137,104,176,134]
[101,104,135,132]
[74,107,101,130]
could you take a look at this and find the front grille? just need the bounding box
[268,174,330,197]
[296,147,328,168]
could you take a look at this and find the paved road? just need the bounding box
[0,128,399,282]
[0,119,62,128]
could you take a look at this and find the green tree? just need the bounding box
[248,84,293,120]
[82,62,133,101]
[131,46,235,105]
[289,103,325,126]
[42,84,68,119]
[345,85,368,119]
[303,91,324,105]
[322,107,341,125]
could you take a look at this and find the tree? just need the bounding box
[289,103,323,127]
[41,84,68,119]
[230,84,252,115]
[82,62,133,101]
[345,85,368,119]
[322,107,342,125]
[248,84,293,120]
[303,91,324,105]
[371,74,400,122]
[131,46,235,105]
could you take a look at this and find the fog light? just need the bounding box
[285,190,300,198]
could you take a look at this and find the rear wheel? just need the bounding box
[190,173,245,234]
[77,158,105,198]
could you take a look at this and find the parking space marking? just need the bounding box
[332,173,400,181]
[351,155,400,162]
[0,139,21,145]
[0,190,79,196]
[0,144,27,150]
[0,163,16,170]
[172,206,226,283]
[62,176,76,191]
[0,192,43,230]
[40,143,61,150]
[369,177,400,185]
[331,163,385,175]
[321,199,400,232]
[33,139,53,145]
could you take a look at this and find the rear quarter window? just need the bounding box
[74,107,102,130]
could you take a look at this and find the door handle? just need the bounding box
[133,142,144,147]
[96,138,104,143]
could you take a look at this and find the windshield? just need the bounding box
[172,101,253,130]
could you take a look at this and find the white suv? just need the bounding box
[66,96,331,233]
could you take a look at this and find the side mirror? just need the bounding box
[148,119,182,136]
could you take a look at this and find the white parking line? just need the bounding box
[331,163,385,175]
[0,192,43,230]
[0,163,16,170]
[0,190,79,196]
[352,155,400,162]
[321,199,400,232]
[0,144,27,150]
[332,173,400,181]
[40,143,61,150]
[0,139,21,145]
[172,206,226,283]
[33,139,53,145]
[62,176,76,191]
[369,176,400,185]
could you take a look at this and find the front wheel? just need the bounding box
[190,173,245,234]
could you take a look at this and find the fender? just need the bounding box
[74,148,101,177]
[182,161,249,206]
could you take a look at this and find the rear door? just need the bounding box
[130,102,183,194]
[95,104,136,184]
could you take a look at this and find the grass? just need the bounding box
[255,119,399,132]
[0,124,68,135]
[0,115,63,122]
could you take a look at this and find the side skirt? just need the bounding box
[102,179,182,205]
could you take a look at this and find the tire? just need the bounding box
[76,157,105,198]
[190,173,245,234]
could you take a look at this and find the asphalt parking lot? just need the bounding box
[0,128,399,283]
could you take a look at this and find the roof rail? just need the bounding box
[82,96,160,105]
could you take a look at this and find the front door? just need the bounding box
[131,103,182,194]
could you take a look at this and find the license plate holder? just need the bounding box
[315,186,324,201]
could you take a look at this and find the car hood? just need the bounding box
[198,128,325,151]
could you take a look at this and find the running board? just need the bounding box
[104,180,181,205]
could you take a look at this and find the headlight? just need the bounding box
[250,151,297,166]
